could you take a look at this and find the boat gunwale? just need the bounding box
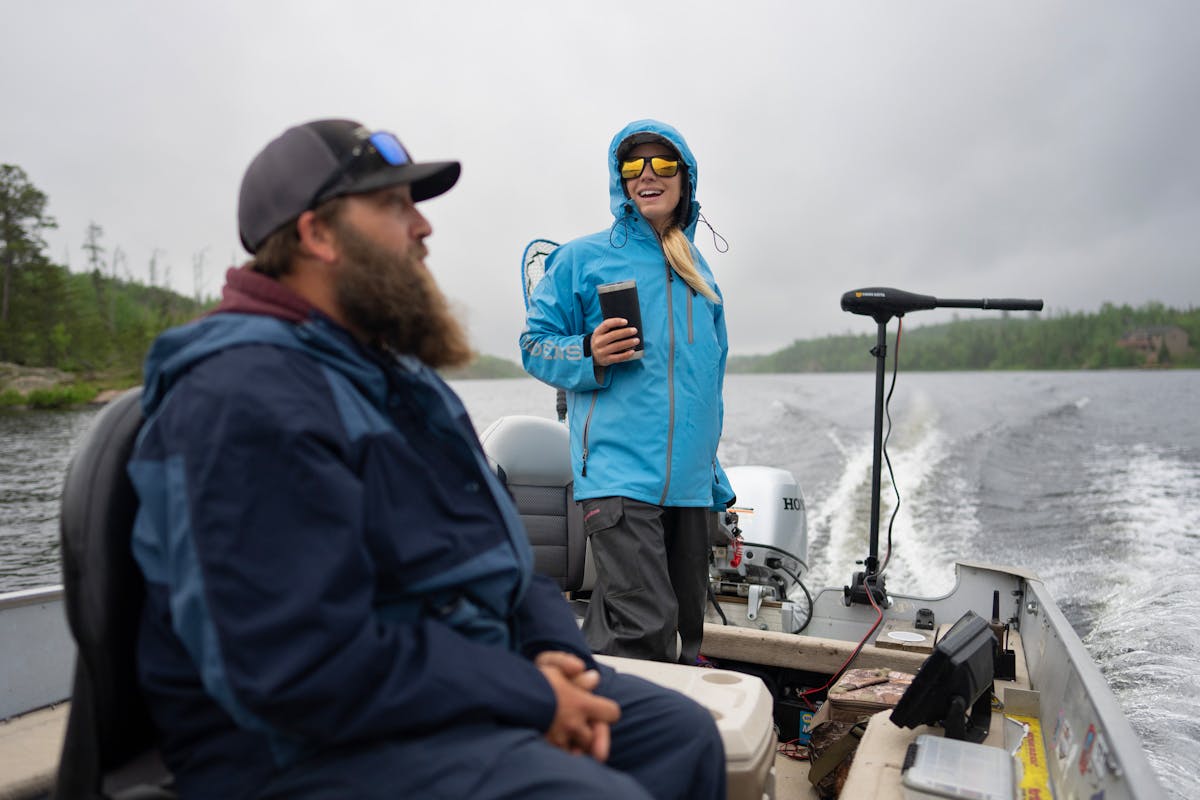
[0,585,65,612]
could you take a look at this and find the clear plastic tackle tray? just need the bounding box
[901,734,1015,800]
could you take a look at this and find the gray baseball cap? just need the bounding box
[237,118,461,253]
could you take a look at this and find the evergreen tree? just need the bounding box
[0,164,57,331]
[82,221,106,275]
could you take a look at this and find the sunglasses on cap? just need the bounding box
[619,156,680,180]
[308,131,412,209]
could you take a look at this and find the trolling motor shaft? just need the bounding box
[839,287,1043,607]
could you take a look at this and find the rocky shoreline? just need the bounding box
[0,362,129,405]
[0,362,73,393]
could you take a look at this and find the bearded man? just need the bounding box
[126,119,725,800]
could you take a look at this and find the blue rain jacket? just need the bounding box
[129,268,592,798]
[520,119,735,509]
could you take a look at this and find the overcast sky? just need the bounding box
[4,1,1198,358]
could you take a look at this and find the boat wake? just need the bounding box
[804,426,875,589]
[807,389,964,598]
[1078,444,1200,796]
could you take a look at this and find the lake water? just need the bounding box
[2,370,1198,797]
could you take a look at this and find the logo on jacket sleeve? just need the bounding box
[520,338,584,361]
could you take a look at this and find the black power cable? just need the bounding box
[745,541,814,633]
[879,317,903,576]
[707,582,729,625]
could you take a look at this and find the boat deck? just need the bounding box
[0,705,1033,800]
[0,704,815,800]
[0,624,1031,799]
[774,750,813,798]
[0,703,65,800]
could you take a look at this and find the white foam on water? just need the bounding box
[809,389,969,598]
[870,396,964,598]
[1075,442,1200,600]
[1075,442,1200,797]
[889,462,983,597]
[805,427,875,589]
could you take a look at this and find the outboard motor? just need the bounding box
[711,466,809,633]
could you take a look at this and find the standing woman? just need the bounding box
[521,119,734,664]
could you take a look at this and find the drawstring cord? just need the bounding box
[698,213,729,253]
[608,211,631,249]
[611,206,728,255]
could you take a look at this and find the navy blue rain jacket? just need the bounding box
[129,267,591,798]
[520,119,735,509]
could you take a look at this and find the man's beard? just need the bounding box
[332,220,473,369]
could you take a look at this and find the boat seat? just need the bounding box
[56,387,177,800]
[53,403,586,800]
[480,414,592,592]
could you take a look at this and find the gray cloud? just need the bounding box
[3,1,1197,358]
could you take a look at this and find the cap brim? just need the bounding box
[335,160,462,203]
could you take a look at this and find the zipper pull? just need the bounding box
[581,447,589,477]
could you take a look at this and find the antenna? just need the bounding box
[839,287,1043,606]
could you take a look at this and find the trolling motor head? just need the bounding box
[842,287,1043,323]
[840,286,1043,606]
[841,288,936,320]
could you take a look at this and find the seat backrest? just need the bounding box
[479,415,588,591]
[55,387,175,799]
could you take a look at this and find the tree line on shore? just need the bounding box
[1,165,209,393]
[728,304,1200,373]
[3,163,1196,404]
[0,162,524,402]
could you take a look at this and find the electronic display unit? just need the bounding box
[890,610,997,742]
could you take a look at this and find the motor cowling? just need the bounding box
[711,466,809,629]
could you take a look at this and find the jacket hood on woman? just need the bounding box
[520,120,734,510]
[608,119,701,238]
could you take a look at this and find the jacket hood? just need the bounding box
[140,267,382,415]
[608,119,700,238]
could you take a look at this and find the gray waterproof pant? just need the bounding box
[581,497,713,664]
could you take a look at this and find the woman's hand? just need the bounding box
[591,317,640,366]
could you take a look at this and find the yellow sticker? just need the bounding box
[1009,714,1052,800]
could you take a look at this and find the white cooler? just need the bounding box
[597,655,776,800]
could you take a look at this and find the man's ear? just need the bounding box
[296,210,339,264]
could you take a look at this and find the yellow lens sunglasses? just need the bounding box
[619,156,680,180]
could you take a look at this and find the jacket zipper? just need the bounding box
[687,286,695,344]
[580,391,599,476]
[660,263,676,504]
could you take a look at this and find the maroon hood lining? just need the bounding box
[214,265,316,324]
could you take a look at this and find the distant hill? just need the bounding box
[440,353,528,380]
[729,303,1199,372]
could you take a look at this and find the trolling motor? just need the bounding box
[839,288,1044,606]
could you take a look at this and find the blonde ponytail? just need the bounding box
[661,227,720,303]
